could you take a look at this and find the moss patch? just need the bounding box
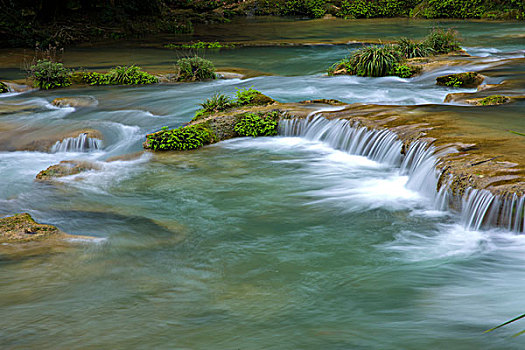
[144,124,215,151]
[36,160,100,180]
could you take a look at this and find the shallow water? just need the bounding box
[1,19,525,349]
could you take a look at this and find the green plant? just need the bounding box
[423,28,461,54]
[146,124,214,151]
[0,82,8,93]
[280,0,326,18]
[477,95,510,106]
[396,37,434,58]
[175,56,216,82]
[199,93,233,114]
[28,59,71,90]
[352,45,403,77]
[81,65,158,85]
[235,87,261,105]
[234,112,279,137]
[389,63,414,78]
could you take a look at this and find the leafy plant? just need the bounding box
[235,87,261,106]
[175,56,216,82]
[351,45,403,77]
[396,37,434,58]
[234,112,279,137]
[423,28,461,54]
[280,0,327,18]
[477,95,510,106]
[389,64,414,78]
[28,59,71,90]
[82,65,158,85]
[199,93,233,114]
[146,124,214,151]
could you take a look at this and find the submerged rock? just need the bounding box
[36,160,100,181]
[436,72,484,88]
[52,96,98,108]
[0,213,66,243]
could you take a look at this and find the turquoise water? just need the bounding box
[1,19,525,349]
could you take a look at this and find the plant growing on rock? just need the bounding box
[146,124,214,151]
[396,37,434,58]
[234,112,279,137]
[477,95,510,106]
[82,65,158,85]
[175,56,216,82]
[28,59,71,89]
[0,82,8,93]
[423,28,461,54]
[235,87,261,106]
[197,93,233,116]
[436,72,483,88]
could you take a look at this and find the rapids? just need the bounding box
[1,18,525,349]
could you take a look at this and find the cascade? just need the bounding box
[280,114,525,233]
[51,133,103,153]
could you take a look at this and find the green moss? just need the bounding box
[234,111,279,137]
[81,65,158,85]
[477,95,510,106]
[146,124,215,151]
[164,41,235,49]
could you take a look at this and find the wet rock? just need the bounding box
[0,213,66,243]
[436,72,484,88]
[465,95,512,106]
[299,99,345,105]
[52,96,98,108]
[36,160,100,181]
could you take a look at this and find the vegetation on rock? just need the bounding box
[81,65,158,85]
[165,41,235,49]
[36,160,100,180]
[28,59,71,90]
[175,56,217,82]
[145,124,215,151]
[234,112,280,137]
[0,213,64,243]
[436,72,484,88]
[476,95,511,106]
[0,82,8,93]
[328,28,460,78]
[193,88,275,120]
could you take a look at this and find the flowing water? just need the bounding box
[1,19,525,349]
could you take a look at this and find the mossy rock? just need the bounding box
[0,213,65,243]
[0,82,9,93]
[52,96,98,108]
[436,72,484,88]
[36,160,100,180]
[467,95,512,106]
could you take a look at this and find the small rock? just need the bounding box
[436,72,484,88]
[36,160,100,181]
[0,213,65,243]
[52,96,98,108]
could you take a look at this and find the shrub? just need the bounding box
[423,28,461,54]
[28,59,71,90]
[82,65,158,85]
[280,0,327,18]
[146,124,214,151]
[234,112,279,137]
[198,93,233,115]
[396,37,434,58]
[175,56,216,82]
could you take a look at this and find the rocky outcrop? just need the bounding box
[436,72,484,88]
[52,96,98,108]
[36,160,100,181]
[0,213,67,243]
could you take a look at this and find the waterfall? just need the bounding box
[279,114,525,233]
[51,133,103,152]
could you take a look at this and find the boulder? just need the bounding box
[436,72,484,88]
[36,160,100,181]
[52,96,98,108]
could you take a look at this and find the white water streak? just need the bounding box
[51,134,103,153]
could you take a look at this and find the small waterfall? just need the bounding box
[280,114,525,233]
[51,133,103,152]
[279,115,403,166]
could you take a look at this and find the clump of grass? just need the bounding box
[423,28,461,54]
[175,56,216,82]
[396,37,434,58]
[195,93,233,118]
